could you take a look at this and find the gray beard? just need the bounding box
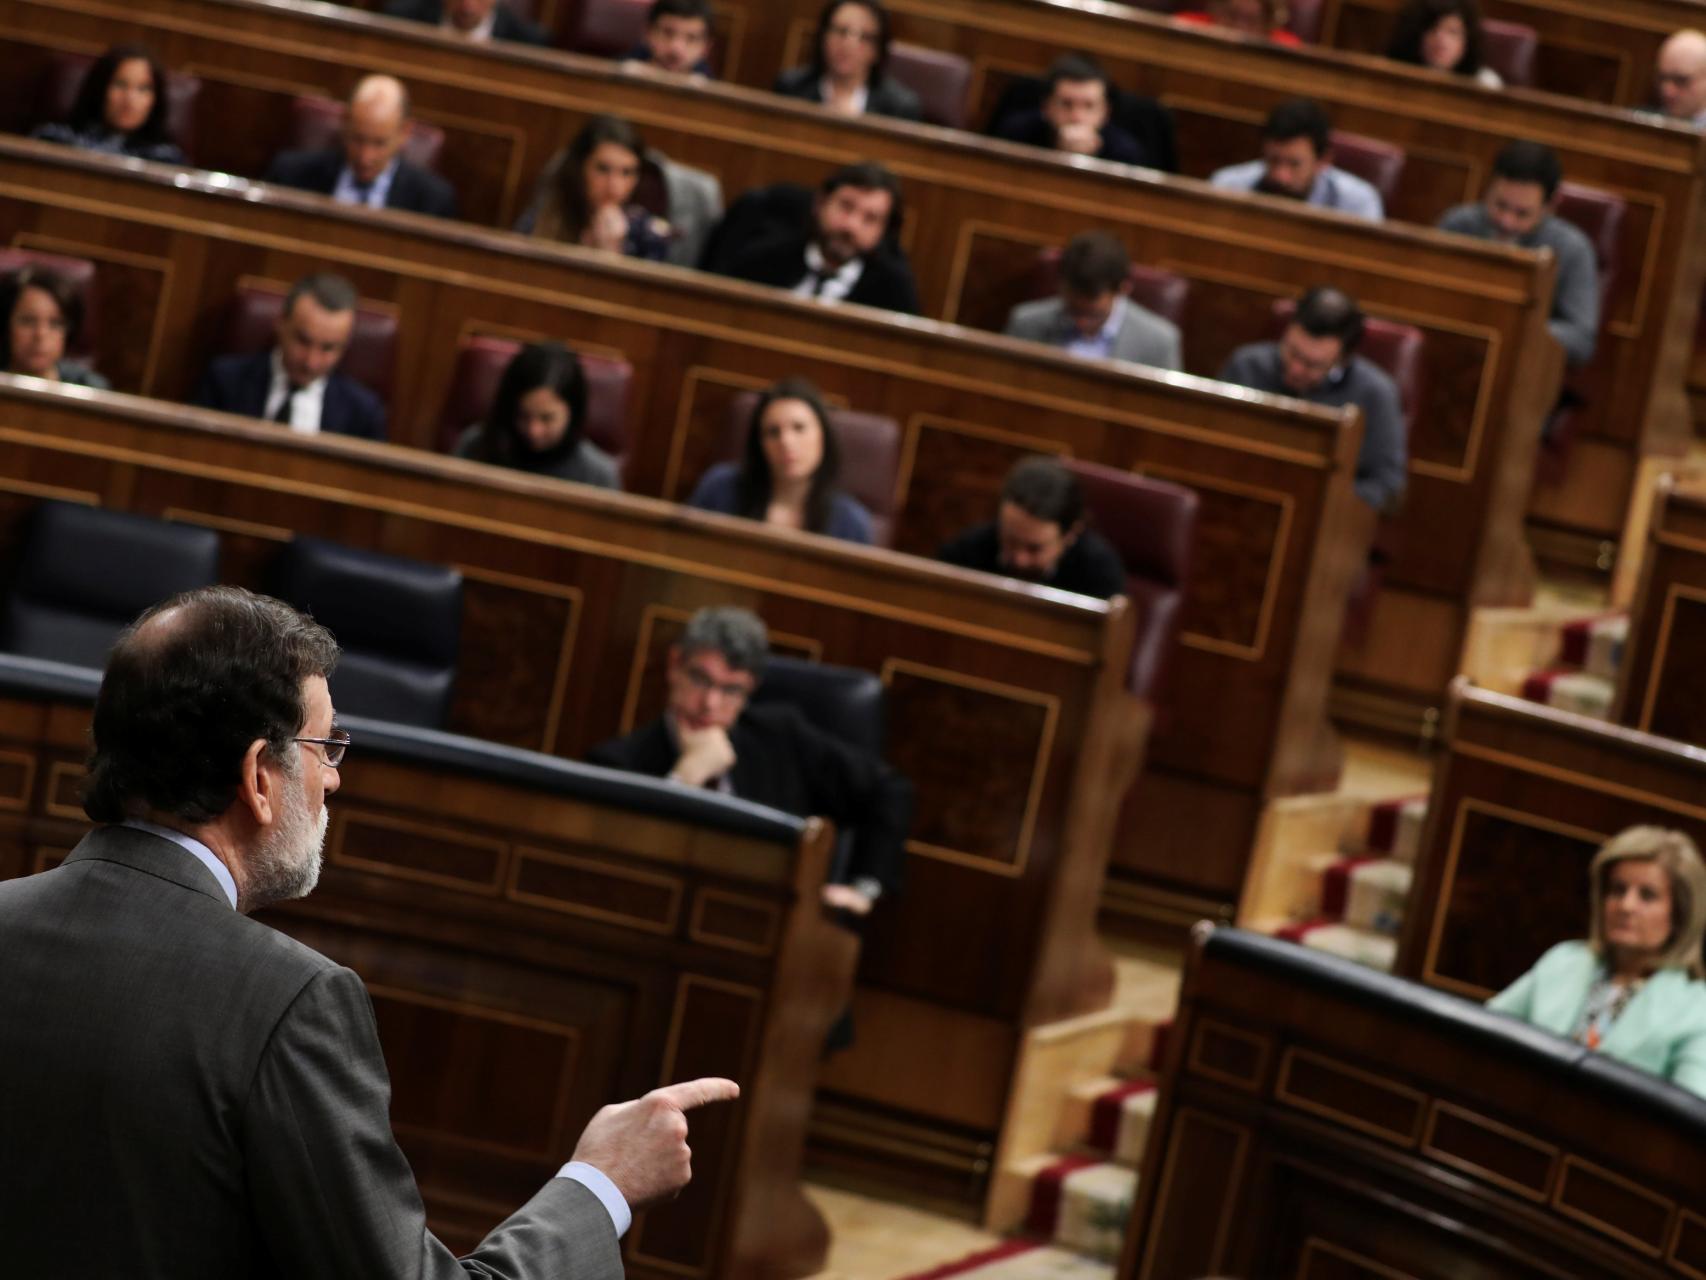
[244,779,328,912]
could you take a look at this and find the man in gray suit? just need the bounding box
[0,585,736,1276]
[1003,231,1182,370]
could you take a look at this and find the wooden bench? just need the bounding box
[1123,924,1706,1278]
[0,655,856,1279]
[1616,478,1706,748]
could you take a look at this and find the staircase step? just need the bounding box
[1366,795,1428,863]
[1087,1080,1157,1167]
[1277,918,1398,972]
[1344,858,1413,936]
[1054,1162,1139,1261]
[1022,1154,1101,1239]
[1558,613,1627,680]
[1521,668,1615,719]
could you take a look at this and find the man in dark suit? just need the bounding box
[991,52,1176,171]
[589,606,911,915]
[264,74,459,220]
[709,161,921,316]
[191,272,388,441]
[0,585,736,1275]
[382,0,549,44]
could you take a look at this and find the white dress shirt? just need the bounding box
[817,77,869,114]
[263,347,329,435]
[442,7,495,39]
[790,241,864,304]
[1062,301,1127,360]
[331,157,401,210]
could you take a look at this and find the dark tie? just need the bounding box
[351,181,374,206]
[806,267,830,297]
[273,386,298,425]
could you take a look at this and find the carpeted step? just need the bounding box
[1276,917,1398,971]
[1520,668,1615,719]
[1343,858,1413,936]
[1086,1080,1157,1166]
[1365,795,1428,864]
[1022,1156,1138,1260]
[1558,613,1627,680]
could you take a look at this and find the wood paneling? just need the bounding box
[1617,481,1706,747]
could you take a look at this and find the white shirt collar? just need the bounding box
[122,820,239,909]
[819,77,870,114]
[794,241,865,303]
[266,347,330,434]
[444,6,496,40]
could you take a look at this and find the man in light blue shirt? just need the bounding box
[1003,230,1183,369]
[1211,98,1385,221]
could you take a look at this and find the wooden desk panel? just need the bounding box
[0,146,1377,938]
[1123,927,1704,1280]
[1617,481,1706,749]
[1394,679,1706,999]
[0,682,854,1280]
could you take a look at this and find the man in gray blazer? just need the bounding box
[1003,230,1182,371]
[0,585,736,1277]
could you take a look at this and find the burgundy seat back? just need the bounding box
[38,52,201,161]
[566,0,652,55]
[1285,0,1324,43]
[1030,248,1193,329]
[1553,182,1625,309]
[286,95,447,173]
[1270,300,1426,438]
[721,392,903,546]
[223,282,398,403]
[1328,130,1406,208]
[1061,459,1198,702]
[0,249,100,359]
[1481,19,1538,87]
[887,43,972,129]
[437,335,633,464]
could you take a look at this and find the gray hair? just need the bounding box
[678,606,769,678]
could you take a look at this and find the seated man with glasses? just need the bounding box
[1215,284,1407,513]
[588,605,910,918]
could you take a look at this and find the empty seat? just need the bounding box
[1329,130,1406,210]
[720,392,903,547]
[435,335,635,463]
[1481,19,1539,88]
[37,52,202,161]
[1030,248,1193,330]
[565,0,651,56]
[271,537,462,729]
[220,282,399,405]
[0,501,220,670]
[0,249,100,359]
[1059,462,1198,703]
[285,94,447,173]
[887,43,972,129]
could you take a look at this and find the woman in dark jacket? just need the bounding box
[453,342,620,488]
[773,0,922,122]
[32,43,187,164]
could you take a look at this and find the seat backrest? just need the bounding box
[286,95,447,173]
[1328,130,1406,208]
[564,0,651,56]
[222,282,398,403]
[1481,18,1538,87]
[720,392,903,546]
[1060,461,1198,701]
[1553,182,1626,308]
[0,249,100,359]
[38,52,202,161]
[271,537,463,729]
[436,335,634,463]
[1286,0,1324,43]
[1030,248,1193,330]
[886,42,972,129]
[1270,300,1427,437]
[0,501,221,670]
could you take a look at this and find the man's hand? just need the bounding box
[1055,122,1101,156]
[570,1078,741,1210]
[820,883,874,916]
[672,727,736,788]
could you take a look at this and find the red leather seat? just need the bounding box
[1030,248,1193,330]
[565,0,652,56]
[1269,300,1425,440]
[1329,130,1406,209]
[1481,19,1538,87]
[719,392,903,547]
[435,335,634,465]
[38,52,201,162]
[286,95,446,173]
[1060,460,1198,702]
[887,43,973,129]
[222,282,398,404]
[1538,183,1627,477]
[0,249,100,359]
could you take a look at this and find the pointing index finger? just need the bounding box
[653,1077,741,1112]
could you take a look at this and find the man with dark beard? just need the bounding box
[936,455,1127,599]
[0,585,735,1277]
[1210,98,1385,222]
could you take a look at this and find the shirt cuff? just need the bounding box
[557,1160,632,1237]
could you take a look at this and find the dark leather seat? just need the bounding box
[0,248,100,359]
[1540,183,1627,480]
[285,94,447,173]
[1061,461,1198,703]
[1028,248,1192,331]
[1481,18,1539,88]
[719,391,903,546]
[220,281,399,405]
[37,52,202,162]
[1329,130,1406,209]
[271,537,462,729]
[887,43,972,129]
[0,501,220,670]
[564,0,650,56]
[435,334,635,467]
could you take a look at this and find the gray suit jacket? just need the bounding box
[651,148,723,268]
[0,825,622,1278]
[1003,295,1183,371]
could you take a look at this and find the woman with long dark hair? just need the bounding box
[518,115,671,261]
[772,0,921,121]
[31,43,187,163]
[0,266,109,389]
[687,376,873,543]
[453,341,619,488]
[1385,0,1503,87]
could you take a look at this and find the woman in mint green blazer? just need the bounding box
[1489,825,1706,1099]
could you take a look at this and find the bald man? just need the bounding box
[1655,29,1706,127]
[264,75,460,219]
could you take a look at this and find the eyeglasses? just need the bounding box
[294,730,352,767]
[681,665,755,701]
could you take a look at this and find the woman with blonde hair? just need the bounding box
[1488,825,1706,1097]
